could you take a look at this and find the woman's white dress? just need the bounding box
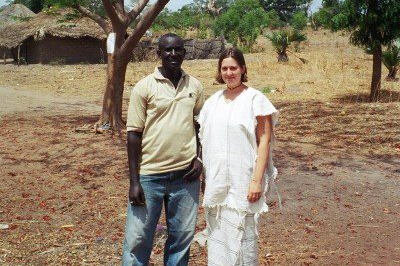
[198,87,278,266]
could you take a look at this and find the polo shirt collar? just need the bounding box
[153,66,187,80]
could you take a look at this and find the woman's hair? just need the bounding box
[216,47,248,84]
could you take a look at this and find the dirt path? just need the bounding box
[0,86,101,117]
[0,85,399,266]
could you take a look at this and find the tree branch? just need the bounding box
[126,0,150,26]
[101,0,123,29]
[114,0,126,18]
[73,4,112,34]
[121,0,170,62]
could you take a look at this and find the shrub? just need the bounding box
[291,11,308,30]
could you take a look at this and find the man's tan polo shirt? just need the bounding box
[126,67,204,175]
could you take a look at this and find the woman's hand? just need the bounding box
[247,180,262,202]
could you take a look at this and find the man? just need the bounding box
[121,33,204,266]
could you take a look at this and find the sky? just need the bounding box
[0,0,323,12]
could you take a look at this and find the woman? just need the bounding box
[198,48,278,265]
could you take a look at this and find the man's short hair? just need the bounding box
[158,33,184,49]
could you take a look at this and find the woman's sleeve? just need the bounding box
[253,91,279,127]
[196,99,210,142]
[196,99,208,125]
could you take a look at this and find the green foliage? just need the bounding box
[9,0,105,16]
[152,5,213,33]
[8,0,44,13]
[267,29,307,52]
[259,0,312,23]
[261,85,276,94]
[290,11,308,30]
[382,45,400,74]
[213,0,275,49]
[266,29,307,61]
[323,0,400,101]
[327,0,400,50]
[311,0,343,29]
[265,10,285,29]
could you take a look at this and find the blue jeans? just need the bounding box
[121,170,200,266]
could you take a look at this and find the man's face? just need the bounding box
[158,36,186,71]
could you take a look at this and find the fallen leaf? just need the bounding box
[60,224,75,228]
[0,224,9,230]
[42,215,51,221]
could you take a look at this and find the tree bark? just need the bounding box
[97,52,128,130]
[386,66,398,81]
[278,45,289,62]
[207,0,222,18]
[277,52,289,62]
[369,44,382,102]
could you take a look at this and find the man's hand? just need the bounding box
[129,183,146,206]
[183,157,203,182]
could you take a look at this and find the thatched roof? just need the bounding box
[0,4,36,28]
[0,7,107,49]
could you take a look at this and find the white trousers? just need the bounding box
[206,206,259,266]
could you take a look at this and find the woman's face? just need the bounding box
[220,57,245,88]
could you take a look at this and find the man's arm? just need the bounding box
[183,121,203,182]
[127,131,146,205]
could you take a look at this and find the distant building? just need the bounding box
[0,7,107,64]
[0,4,36,60]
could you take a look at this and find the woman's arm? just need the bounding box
[247,115,272,203]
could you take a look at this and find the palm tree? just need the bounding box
[266,29,307,62]
[382,44,400,81]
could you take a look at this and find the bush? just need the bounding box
[265,10,285,29]
[152,6,213,33]
[266,29,307,62]
[213,0,274,50]
[291,11,308,30]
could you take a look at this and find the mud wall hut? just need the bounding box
[0,8,107,64]
[0,4,36,60]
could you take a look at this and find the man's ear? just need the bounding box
[157,49,161,57]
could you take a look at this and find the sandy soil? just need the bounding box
[1,30,400,266]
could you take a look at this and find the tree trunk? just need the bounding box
[97,52,128,131]
[208,0,222,18]
[277,53,288,62]
[386,66,398,81]
[73,0,171,131]
[369,44,382,102]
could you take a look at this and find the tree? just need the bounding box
[259,0,312,23]
[328,0,400,101]
[266,29,307,62]
[153,5,212,31]
[208,0,222,17]
[311,0,343,29]
[213,0,276,49]
[36,0,170,130]
[382,44,400,81]
[7,0,45,13]
[192,0,233,15]
[290,10,307,30]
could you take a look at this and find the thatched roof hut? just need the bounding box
[0,7,107,64]
[0,4,36,28]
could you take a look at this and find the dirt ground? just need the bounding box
[1,30,400,266]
